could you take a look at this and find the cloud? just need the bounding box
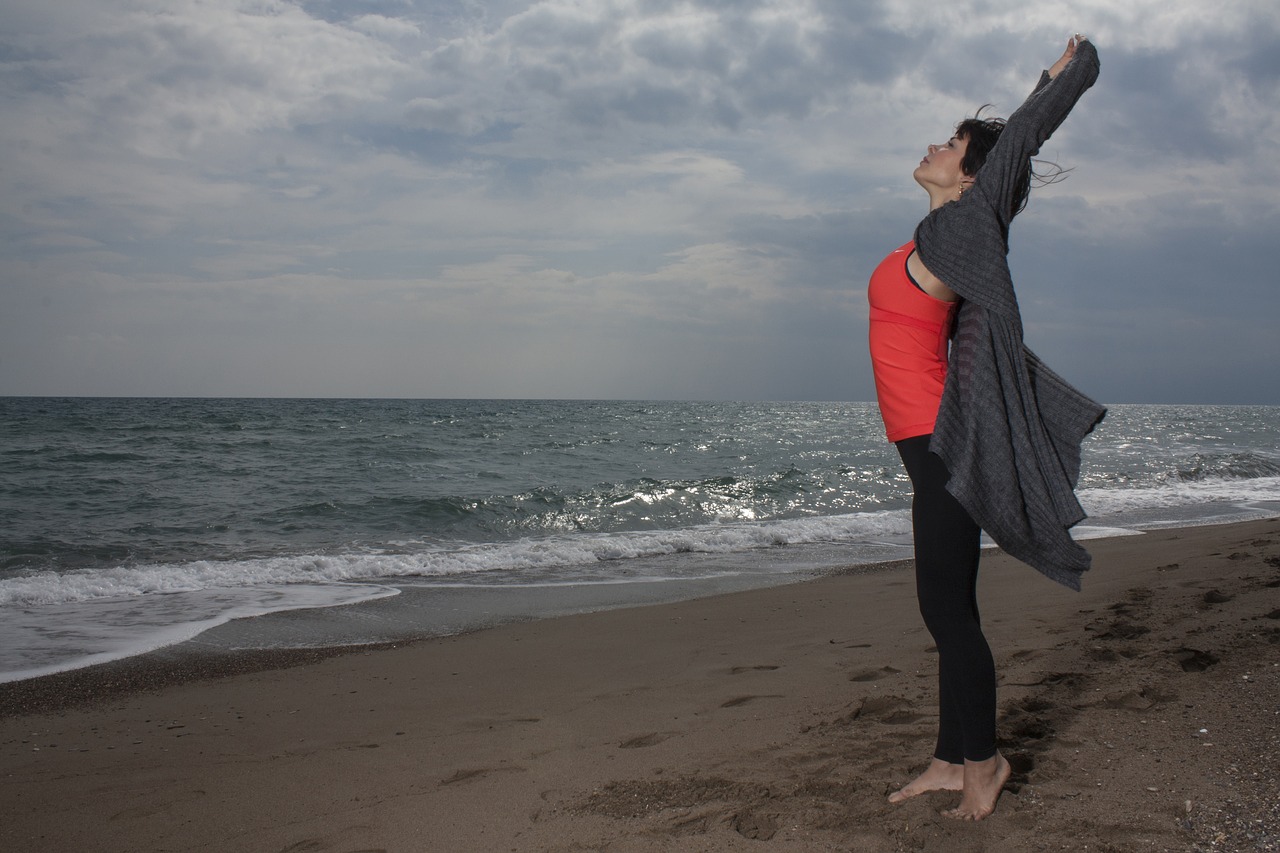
[1,0,1278,402]
[349,13,420,39]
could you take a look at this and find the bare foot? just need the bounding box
[887,757,964,803]
[943,752,1011,821]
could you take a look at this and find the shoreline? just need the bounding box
[4,504,1275,692]
[0,558,917,719]
[3,519,1278,852]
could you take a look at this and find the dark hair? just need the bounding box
[954,106,1068,220]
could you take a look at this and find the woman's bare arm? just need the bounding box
[1048,34,1086,79]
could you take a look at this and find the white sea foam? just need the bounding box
[1080,476,1280,518]
[6,476,1280,612]
[0,510,911,607]
[0,510,913,682]
[0,583,397,683]
[3,475,1278,683]
[1070,525,1145,541]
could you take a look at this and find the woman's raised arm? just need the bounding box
[1048,35,1086,80]
[961,35,1099,226]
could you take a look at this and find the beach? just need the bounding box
[2,518,1278,853]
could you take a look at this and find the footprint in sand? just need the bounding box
[1098,687,1174,711]
[619,732,671,749]
[1005,716,1053,742]
[720,695,783,708]
[998,699,1062,788]
[1173,647,1219,672]
[733,808,780,841]
[848,666,901,683]
[1004,697,1054,715]
[1007,672,1083,688]
[439,766,525,786]
[854,695,924,724]
[1202,589,1235,604]
[728,664,779,675]
[1005,751,1036,775]
[1002,750,1038,791]
[1098,620,1150,641]
[276,842,329,853]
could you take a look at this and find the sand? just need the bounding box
[2,518,1278,853]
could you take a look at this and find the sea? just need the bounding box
[3,398,1279,684]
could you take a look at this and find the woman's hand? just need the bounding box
[1048,34,1086,79]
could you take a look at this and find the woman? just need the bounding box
[867,35,1104,820]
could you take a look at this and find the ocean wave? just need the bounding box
[5,473,1279,610]
[1080,475,1280,516]
[1171,452,1280,482]
[240,469,861,540]
[0,511,911,608]
[0,583,399,683]
[487,468,862,534]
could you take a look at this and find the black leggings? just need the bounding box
[896,434,995,763]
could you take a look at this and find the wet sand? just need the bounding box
[2,518,1278,852]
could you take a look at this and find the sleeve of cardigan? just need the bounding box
[971,41,1100,226]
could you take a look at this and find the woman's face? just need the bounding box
[913,133,970,194]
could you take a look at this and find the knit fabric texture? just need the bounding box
[914,40,1105,590]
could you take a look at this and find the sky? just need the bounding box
[2,0,1278,404]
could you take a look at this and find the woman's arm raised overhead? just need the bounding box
[1048,35,1083,80]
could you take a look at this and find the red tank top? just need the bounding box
[867,241,957,442]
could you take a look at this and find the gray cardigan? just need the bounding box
[914,41,1104,590]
